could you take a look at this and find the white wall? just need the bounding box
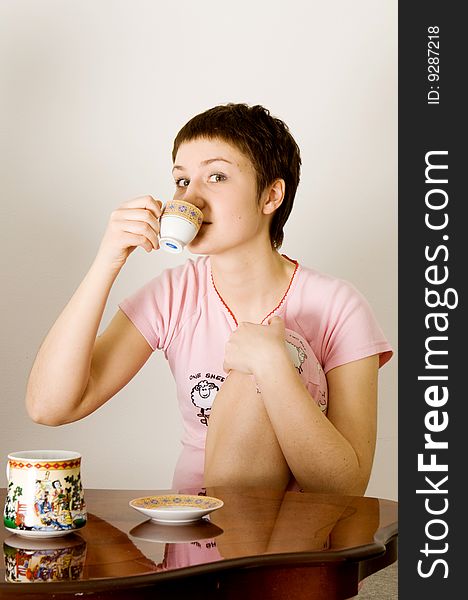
[0,1,397,500]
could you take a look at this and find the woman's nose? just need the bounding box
[183,182,205,211]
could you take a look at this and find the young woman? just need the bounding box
[26,104,393,495]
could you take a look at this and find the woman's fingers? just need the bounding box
[117,219,160,251]
[96,195,164,269]
[111,196,163,248]
[120,195,163,217]
[119,232,154,254]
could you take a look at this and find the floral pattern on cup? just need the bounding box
[163,201,203,227]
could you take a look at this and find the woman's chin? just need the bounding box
[187,229,212,254]
[187,239,209,255]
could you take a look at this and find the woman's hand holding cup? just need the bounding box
[96,195,163,272]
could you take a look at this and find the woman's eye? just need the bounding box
[175,178,189,188]
[208,173,226,183]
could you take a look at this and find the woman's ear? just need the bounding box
[262,179,285,215]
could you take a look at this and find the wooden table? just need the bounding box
[0,487,398,599]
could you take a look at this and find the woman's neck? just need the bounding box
[209,245,296,324]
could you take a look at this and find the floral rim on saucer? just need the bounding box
[129,494,224,525]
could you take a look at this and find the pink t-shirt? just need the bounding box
[119,256,393,490]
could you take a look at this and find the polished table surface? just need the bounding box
[0,487,398,599]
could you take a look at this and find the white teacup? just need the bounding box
[159,200,204,253]
[3,450,87,538]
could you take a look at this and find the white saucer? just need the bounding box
[129,519,223,543]
[4,533,85,550]
[4,527,81,539]
[129,494,224,525]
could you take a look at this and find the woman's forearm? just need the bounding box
[253,354,366,494]
[25,258,120,425]
[26,195,163,426]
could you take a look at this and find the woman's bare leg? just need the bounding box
[204,369,291,489]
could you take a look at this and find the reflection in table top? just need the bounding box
[1,487,398,596]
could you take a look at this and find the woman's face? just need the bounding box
[172,137,269,256]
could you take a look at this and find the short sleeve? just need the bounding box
[119,271,170,352]
[319,279,393,373]
[118,259,202,353]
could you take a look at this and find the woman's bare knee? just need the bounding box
[204,370,290,489]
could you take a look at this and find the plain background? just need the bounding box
[0,0,397,500]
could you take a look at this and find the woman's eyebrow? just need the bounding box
[172,157,234,172]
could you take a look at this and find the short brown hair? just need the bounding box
[172,103,301,249]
